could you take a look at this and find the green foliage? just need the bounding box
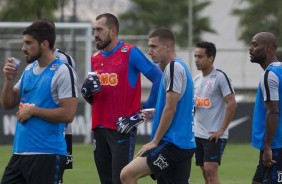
[0,0,64,21]
[232,0,282,46]
[119,0,216,47]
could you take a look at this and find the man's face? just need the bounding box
[249,35,267,65]
[22,34,42,64]
[93,17,112,50]
[194,47,212,71]
[148,37,167,64]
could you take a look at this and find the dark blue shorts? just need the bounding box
[141,141,195,184]
[1,154,66,184]
[195,137,227,166]
[253,148,282,184]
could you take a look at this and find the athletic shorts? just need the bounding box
[58,133,73,184]
[195,137,227,166]
[65,133,73,169]
[1,154,66,184]
[253,148,282,184]
[93,128,136,184]
[141,141,195,184]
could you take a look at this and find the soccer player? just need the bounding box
[193,41,236,184]
[90,13,162,184]
[120,27,196,184]
[249,32,282,184]
[54,48,76,184]
[44,19,76,183]
[1,20,78,184]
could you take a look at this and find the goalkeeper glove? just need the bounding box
[116,113,144,134]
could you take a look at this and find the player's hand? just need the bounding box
[116,113,144,134]
[208,129,224,143]
[135,141,158,157]
[3,58,18,81]
[16,105,35,123]
[262,148,276,167]
[140,108,155,123]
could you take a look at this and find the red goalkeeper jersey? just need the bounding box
[91,42,141,130]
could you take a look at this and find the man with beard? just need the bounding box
[249,32,282,184]
[44,18,76,184]
[89,13,162,184]
[1,20,78,184]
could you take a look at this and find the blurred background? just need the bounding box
[1,0,281,144]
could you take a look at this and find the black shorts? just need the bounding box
[142,141,195,184]
[195,137,227,166]
[65,133,73,170]
[1,154,66,184]
[253,148,282,184]
[93,128,136,184]
[58,133,73,184]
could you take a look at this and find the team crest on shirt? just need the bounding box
[153,154,169,170]
[205,80,215,92]
[50,64,59,70]
[121,46,129,52]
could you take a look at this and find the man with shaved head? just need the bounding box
[249,32,282,184]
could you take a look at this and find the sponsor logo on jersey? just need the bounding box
[50,64,59,70]
[19,102,35,109]
[195,96,211,108]
[23,87,36,94]
[210,74,216,78]
[121,46,129,52]
[97,73,118,86]
[153,154,169,170]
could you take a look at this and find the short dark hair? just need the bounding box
[148,27,175,45]
[96,13,119,33]
[22,20,56,49]
[39,18,56,28]
[196,41,216,58]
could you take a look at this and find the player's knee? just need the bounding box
[203,163,218,177]
[120,166,133,184]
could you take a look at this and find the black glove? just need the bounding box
[116,113,144,134]
[81,74,101,104]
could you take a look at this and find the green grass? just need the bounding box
[0,143,258,183]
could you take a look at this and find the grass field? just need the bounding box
[0,143,258,183]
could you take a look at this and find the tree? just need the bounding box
[118,0,216,47]
[0,0,66,21]
[232,0,282,45]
